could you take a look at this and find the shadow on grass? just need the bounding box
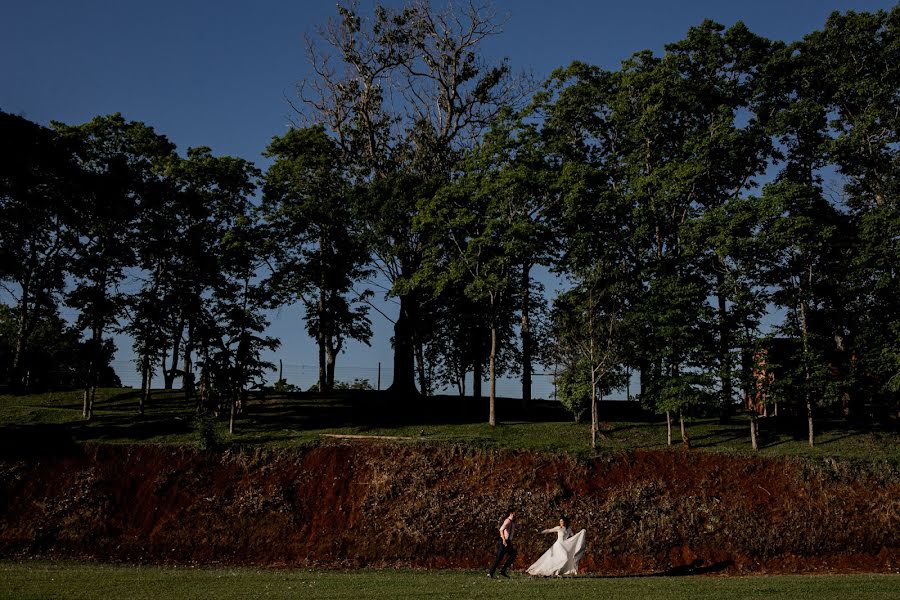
[657,559,735,576]
[578,559,735,578]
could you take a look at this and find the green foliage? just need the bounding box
[0,112,79,388]
[194,409,223,451]
[334,378,374,391]
[272,379,298,393]
[556,359,591,423]
[653,372,716,417]
[261,126,372,392]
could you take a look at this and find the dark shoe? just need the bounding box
[487,573,494,578]
[499,571,510,578]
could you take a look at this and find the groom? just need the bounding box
[487,508,518,578]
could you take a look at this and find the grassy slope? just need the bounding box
[1,387,898,462]
[1,563,898,600]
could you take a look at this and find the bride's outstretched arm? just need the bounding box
[540,526,559,534]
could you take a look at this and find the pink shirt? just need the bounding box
[499,516,517,541]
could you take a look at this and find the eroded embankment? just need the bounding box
[1,443,898,574]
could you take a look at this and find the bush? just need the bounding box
[334,378,374,391]
[195,409,223,451]
[272,378,298,393]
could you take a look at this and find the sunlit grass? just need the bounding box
[1,562,898,600]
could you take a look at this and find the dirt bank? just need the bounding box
[1,442,898,574]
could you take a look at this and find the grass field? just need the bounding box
[1,563,898,600]
[1,387,898,462]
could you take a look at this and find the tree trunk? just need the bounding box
[164,319,185,389]
[387,293,419,397]
[740,338,754,414]
[82,385,91,420]
[716,271,732,423]
[326,338,337,390]
[589,289,598,449]
[679,411,690,448]
[82,324,101,421]
[199,344,210,412]
[414,336,428,396]
[666,411,672,446]
[638,360,647,400]
[750,414,758,451]
[473,325,483,400]
[237,363,247,415]
[807,410,815,448]
[139,353,151,416]
[590,370,599,450]
[520,262,532,408]
[229,394,236,435]
[183,319,195,401]
[10,277,31,388]
[799,298,815,448]
[318,285,328,393]
[489,325,497,427]
[89,383,97,418]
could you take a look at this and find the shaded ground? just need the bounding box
[1,388,897,462]
[2,562,899,600]
[1,443,898,575]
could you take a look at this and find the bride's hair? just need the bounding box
[560,516,570,527]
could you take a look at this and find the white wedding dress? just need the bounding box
[526,526,587,576]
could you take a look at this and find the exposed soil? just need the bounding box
[1,442,898,575]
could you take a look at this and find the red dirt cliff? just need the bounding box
[1,442,897,574]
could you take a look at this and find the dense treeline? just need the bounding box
[1,2,897,445]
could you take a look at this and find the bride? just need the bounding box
[526,516,586,576]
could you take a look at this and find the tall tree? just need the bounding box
[262,126,372,392]
[0,112,75,389]
[55,114,174,419]
[538,64,638,447]
[807,7,900,416]
[174,147,278,433]
[125,137,179,413]
[757,38,842,447]
[663,21,775,422]
[297,0,523,396]
[415,121,531,425]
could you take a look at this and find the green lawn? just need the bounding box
[1,387,898,463]
[1,562,898,600]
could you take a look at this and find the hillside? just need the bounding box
[1,441,898,574]
[2,388,898,461]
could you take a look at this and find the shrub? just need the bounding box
[195,409,223,451]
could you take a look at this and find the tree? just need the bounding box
[807,7,900,417]
[551,282,629,446]
[684,195,770,447]
[209,218,280,435]
[0,304,96,390]
[124,135,179,413]
[662,21,776,422]
[54,114,174,419]
[0,112,75,389]
[415,127,525,425]
[262,126,372,393]
[172,147,277,434]
[297,0,523,396]
[538,62,636,447]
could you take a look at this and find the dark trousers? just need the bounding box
[489,536,517,575]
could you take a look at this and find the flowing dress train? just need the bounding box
[526,526,587,576]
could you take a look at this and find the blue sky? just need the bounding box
[1,0,895,391]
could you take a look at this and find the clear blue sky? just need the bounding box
[1,0,894,391]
